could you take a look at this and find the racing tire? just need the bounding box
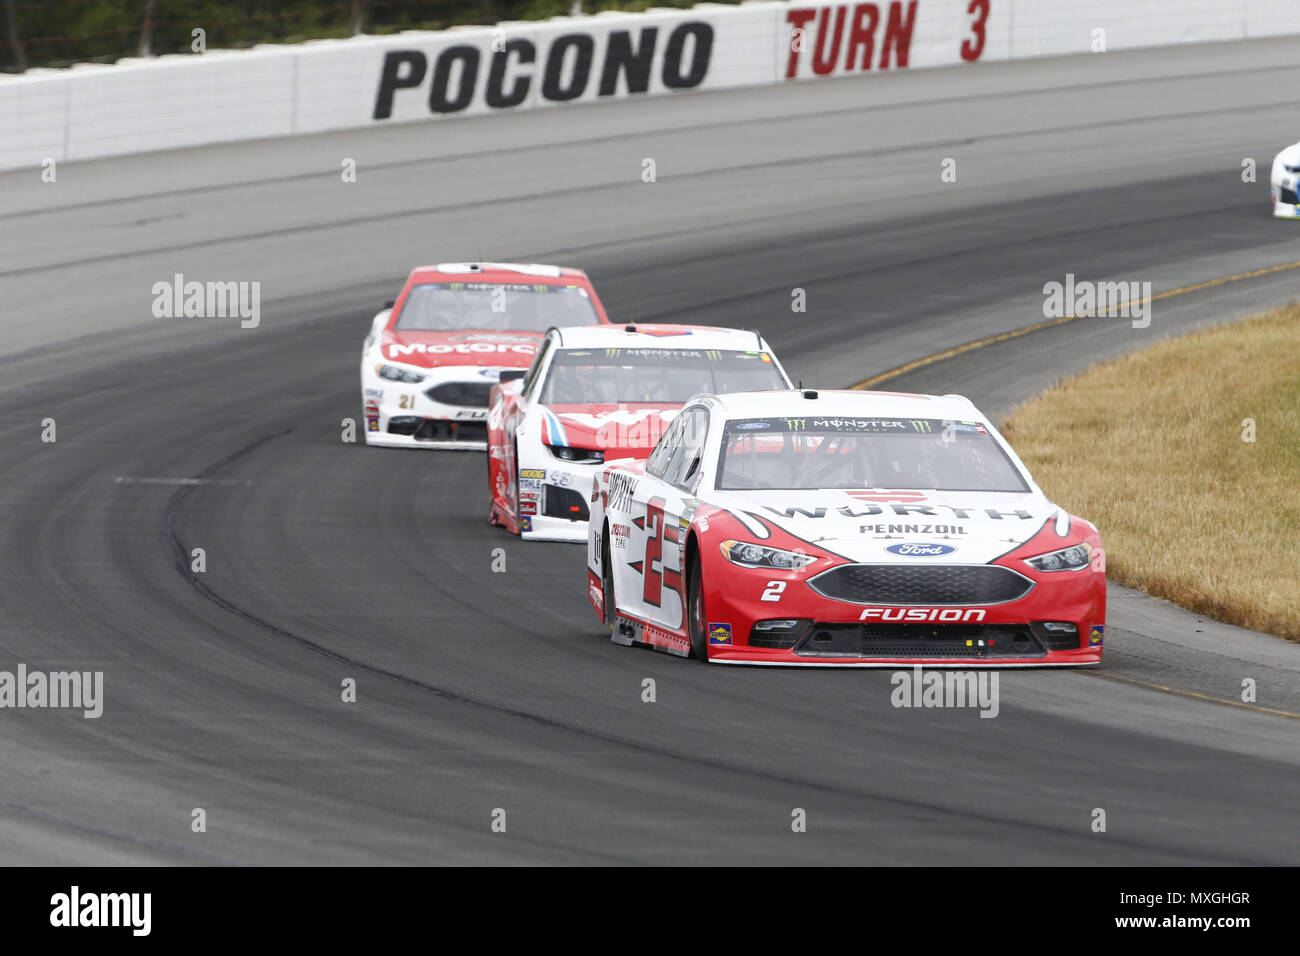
[512,445,522,537]
[487,449,501,526]
[601,526,616,633]
[687,554,708,661]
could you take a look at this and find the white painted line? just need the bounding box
[114,477,252,486]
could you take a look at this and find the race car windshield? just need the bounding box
[394,282,600,332]
[716,417,1030,492]
[538,348,787,404]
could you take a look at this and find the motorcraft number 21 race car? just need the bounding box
[587,388,1106,667]
[361,262,610,449]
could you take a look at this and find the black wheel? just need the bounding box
[601,527,616,632]
[511,445,522,536]
[486,446,500,526]
[687,554,708,661]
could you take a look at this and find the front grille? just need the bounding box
[809,564,1033,606]
[542,485,589,521]
[425,381,494,407]
[1283,185,1300,205]
[794,623,1045,659]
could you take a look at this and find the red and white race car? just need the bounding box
[587,389,1106,666]
[361,262,609,449]
[487,324,792,542]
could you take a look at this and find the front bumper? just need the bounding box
[518,464,599,542]
[700,562,1105,668]
[366,414,488,449]
[520,513,588,543]
[362,368,499,450]
[707,638,1102,668]
[1272,183,1300,218]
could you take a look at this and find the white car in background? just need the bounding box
[1271,142,1300,218]
[486,324,792,542]
[361,262,610,449]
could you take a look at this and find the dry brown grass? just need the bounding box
[1000,307,1300,641]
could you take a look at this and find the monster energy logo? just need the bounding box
[449,282,465,290]
[705,349,722,360]
[785,418,807,430]
[605,347,621,357]
[533,284,547,292]
[910,420,932,432]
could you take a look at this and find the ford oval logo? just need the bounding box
[887,542,956,557]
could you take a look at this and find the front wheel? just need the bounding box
[687,555,708,661]
[602,529,616,633]
[487,446,501,526]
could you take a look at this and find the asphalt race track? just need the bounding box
[1,39,1298,864]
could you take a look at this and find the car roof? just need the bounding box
[548,323,769,351]
[406,262,589,283]
[701,388,985,423]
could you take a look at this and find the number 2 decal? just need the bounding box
[761,580,787,602]
[643,497,665,606]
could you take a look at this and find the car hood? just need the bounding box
[707,488,1061,565]
[378,329,542,369]
[539,403,679,456]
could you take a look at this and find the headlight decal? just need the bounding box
[546,444,604,464]
[1024,542,1092,572]
[376,364,425,385]
[719,540,817,570]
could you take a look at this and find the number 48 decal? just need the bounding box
[761,581,786,602]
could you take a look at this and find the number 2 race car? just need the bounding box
[487,324,792,542]
[361,262,609,449]
[587,389,1106,666]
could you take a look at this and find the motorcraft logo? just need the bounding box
[373,23,714,119]
[886,542,956,557]
[386,342,536,357]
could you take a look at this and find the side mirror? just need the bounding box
[383,300,395,310]
[499,369,526,383]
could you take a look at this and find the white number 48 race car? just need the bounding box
[1271,141,1300,218]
